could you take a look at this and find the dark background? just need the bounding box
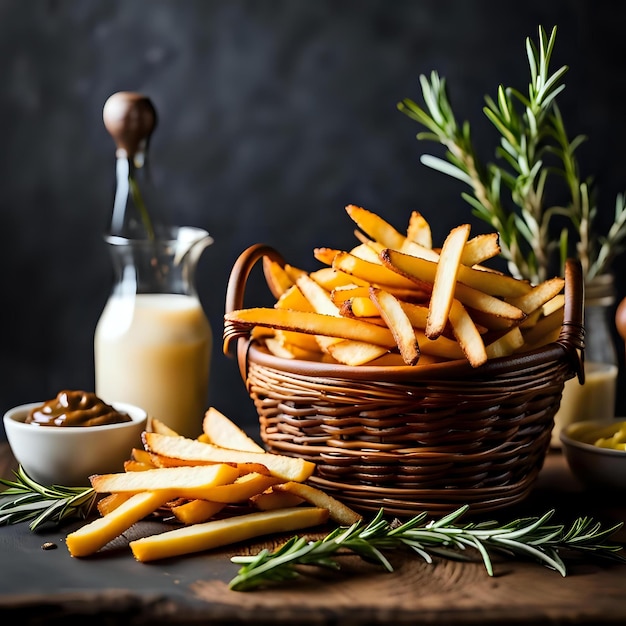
[2,0,626,440]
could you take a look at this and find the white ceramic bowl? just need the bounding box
[560,419,626,490]
[4,401,147,487]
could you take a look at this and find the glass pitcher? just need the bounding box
[94,226,213,438]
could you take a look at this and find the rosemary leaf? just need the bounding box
[399,24,626,283]
[229,505,625,592]
[0,466,97,531]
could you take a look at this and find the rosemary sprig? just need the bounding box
[0,466,97,531]
[229,505,625,591]
[398,25,626,284]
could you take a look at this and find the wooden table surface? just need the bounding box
[1,441,626,626]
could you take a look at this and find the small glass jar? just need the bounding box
[552,273,618,446]
[584,273,619,367]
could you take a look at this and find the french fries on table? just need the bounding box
[65,408,361,561]
[224,206,566,367]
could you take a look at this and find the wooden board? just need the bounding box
[1,443,626,625]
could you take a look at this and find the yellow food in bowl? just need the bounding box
[565,420,626,451]
[593,423,626,451]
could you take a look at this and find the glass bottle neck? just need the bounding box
[109,155,161,239]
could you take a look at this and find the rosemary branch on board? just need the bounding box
[229,505,625,591]
[0,466,97,531]
[1,468,623,590]
[397,25,626,284]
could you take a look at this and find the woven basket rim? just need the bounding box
[243,338,574,382]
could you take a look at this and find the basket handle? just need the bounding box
[558,258,585,383]
[223,244,286,381]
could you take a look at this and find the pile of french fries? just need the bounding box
[66,409,361,561]
[225,205,566,367]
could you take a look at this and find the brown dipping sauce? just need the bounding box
[26,390,132,427]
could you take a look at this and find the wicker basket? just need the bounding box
[224,244,585,517]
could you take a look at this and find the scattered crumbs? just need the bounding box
[41,542,57,551]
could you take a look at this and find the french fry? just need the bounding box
[295,274,340,317]
[234,463,273,476]
[283,264,308,283]
[90,464,240,499]
[250,325,275,344]
[426,224,471,339]
[330,285,372,305]
[149,418,179,437]
[447,299,488,367]
[543,293,565,316]
[148,453,214,468]
[274,284,314,312]
[519,308,544,329]
[332,251,419,291]
[202,407,265,453]
[295,273,378,358]
[225,308,397,348]
[296,275,341,351]
[170,499,226,525]
[340,296,381,318]
[309,267,369,290]
[130,448,156,466]
[130,507,329,563]
[67,490,176,557]
[123,460,154,472]
[325,339,389,366]
[398,239,440,262]
[413,330,465,360]
[369,287,420,365]
[399,301,429,329]
[461,232,501,266]
[485,327,525,359]
[275,329,323,353]
[406,210,432,248]
[142,432,316,483]
[381,248,530,299]
[345,204,407,250]
[458,259,531,298]
[520,306,565,349]
[97,492,133,517]
[250,489,305,511]
[262,257,294,298]
[265,336,301,359]
[349,242,385,263]
[380,249,526,323]
[274,481,362,525]
[147,452,270,477]
[265,337,328,362]
[180,472,280,504]
[313,247,341,266]
[506,277,565,315]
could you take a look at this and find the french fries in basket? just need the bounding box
[224,205,566,367]
[65,407,362,561]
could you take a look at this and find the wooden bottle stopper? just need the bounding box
[103,92,157,159]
